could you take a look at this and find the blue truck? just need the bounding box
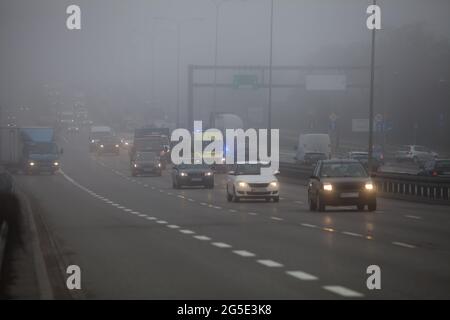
[0,126,62,174]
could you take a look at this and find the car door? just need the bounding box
[309,162,321,199]
[227,164,237,192]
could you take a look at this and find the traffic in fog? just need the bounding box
[0,0,449,301]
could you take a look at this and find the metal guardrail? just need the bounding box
[0,221,9,279]
[279,162,450,204]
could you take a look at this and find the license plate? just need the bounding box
[191,178,202,182]
[340,192,359,198]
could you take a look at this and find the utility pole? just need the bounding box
[368,0,377,174]
[267,0,274,152]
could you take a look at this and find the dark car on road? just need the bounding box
[172,162,214,189]
[308,159,377,212]
[97,136,120,155]
[131,151,162,176]
[348,151,381,172]
[418,159,450,177]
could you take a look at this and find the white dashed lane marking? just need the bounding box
[156,220,168,224]
[301,223,318,228]
[194,235,211,241]
[257,260,284,268]
[180,230,195,234]
[323,286,364,298]
[212,242,232,248]
[286,270,318,281]
[271,217,283,221]
[167,225,180,229]
[342,231,363,238]
[404,215,422,220]
[392,241,416,249]
[233,250,256,257]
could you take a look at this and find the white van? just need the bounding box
[295,134,331,164]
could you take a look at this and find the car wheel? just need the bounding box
[368,200,377,212]
[226,187,233,202]
[357,204,365,211]
[233,187,240,202]
[273,196,279,203]
[316,195,325,212]
[308,195,317,211]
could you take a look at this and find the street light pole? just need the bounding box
[368,0,377,174]
[267,0,274,150]
[213,2,221,112]
[176,22,181,129]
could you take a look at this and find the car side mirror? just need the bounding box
[274,170,280,176]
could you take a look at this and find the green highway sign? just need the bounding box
[232,74,259,89]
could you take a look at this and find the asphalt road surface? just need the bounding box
[12,131,450,299]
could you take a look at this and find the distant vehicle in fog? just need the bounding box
[1,127,62,174]
[172,162,214,189]
[348,151,380,172]
[67,125,80,133]
[294,134,331,163]
[89,126,113,152]
[394,145,438,163]
[418,159,450,177]
[296,152,328,167]
[130,127,170,168]
[97,136,120,155]
[131,151,162,177]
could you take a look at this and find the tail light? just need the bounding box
[432,171,438,176]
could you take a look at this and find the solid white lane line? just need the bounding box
[392,241,416,249]
[271,217,283,221]
[323,286,364,298]
[194,235,211,241]
[180,229,195,234]
[257,260,284,268]
[342,231,363,237]
[233,250,255,257]
[301,223,318,228]
[212,242,232,248]
[286,271,318,281]
[167,225,180,229]
[404,215,422,220]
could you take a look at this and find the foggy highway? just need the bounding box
[11,130,450,299]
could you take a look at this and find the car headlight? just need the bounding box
[157,163,161,167]
[115,144,119,148]
[125,142,129,146]
[134,163,138,168]
[29,161,35,166]
[53,162,59,166]
[205,171,213,176]
[323,183,333,191]
[365,183,374,191]
[91,139,95,143]
[180,172,187,177]
[100,145,104,148]
[221,157,226,164]
[238,181,248,188]
[269,181,278,188]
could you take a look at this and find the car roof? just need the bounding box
[319,159,360,164]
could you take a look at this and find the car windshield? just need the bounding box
[436,161,450,170]
[29,143,58,155]
[177,163,211,170]
[136,152,157,160]
[320,162,368,178]
[235,164,261,175]
[351,154,368,160]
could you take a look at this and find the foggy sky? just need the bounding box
[1,0,449,121]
